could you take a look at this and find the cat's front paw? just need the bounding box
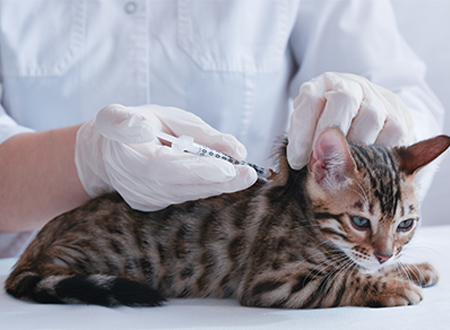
[404,262,439,288]
[365,279,423,307]
[384,262,439,288]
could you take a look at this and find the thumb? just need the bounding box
[95,104,158,144]
[287,137,309,170]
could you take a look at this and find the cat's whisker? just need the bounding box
[354,181,371,206]
[307,254,352,292]
[288,242,331,270]
[333,259,357,287]
[352,186,368,205]
[296,223,325,229]
[401,243,446,264]
[397,263,412,282]
[393,263,409,291]
[404,241,448,255]
[314,257,355,299]
[403,262,427,285]
[397,262,421,291]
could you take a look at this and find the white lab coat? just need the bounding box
[0,0,444,257]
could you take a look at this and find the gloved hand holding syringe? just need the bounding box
[155,131,271,178]
[76,104,261,212]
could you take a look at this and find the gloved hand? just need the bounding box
[75,104,257,211]
[287,72,415,170]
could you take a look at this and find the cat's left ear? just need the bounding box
[309,127,357,189]
[396,135,450,175]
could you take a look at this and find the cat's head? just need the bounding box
[297,127,449,271]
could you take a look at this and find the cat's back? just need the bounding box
[8,182,264,294]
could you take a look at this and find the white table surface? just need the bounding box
[1,225,450,330]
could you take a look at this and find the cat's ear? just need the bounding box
[396,135,450,175]
[309,127,357,188]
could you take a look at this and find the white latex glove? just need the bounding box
[75,104,257,211]
[287,72,415,170]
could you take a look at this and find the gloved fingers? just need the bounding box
[112,165,258,212]
[346,99,387,145]
[313,86,363,141]
[150,148,239,185]
[189,164,258,196]
[149,105,248,160]
[376,91,416,147]
[152,164,257,201]
[287,71,416,171]
[95,104,160,144]
[106,172,164,212]
[287,77,363,170]
[77,103,258,212]
[167,166,256,201]
[104,141,250,185]
[287,82,326,170]
[374,116,408,147]
[98,103,247,160]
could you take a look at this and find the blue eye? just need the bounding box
[351,216,371,229]
[398,219,415,231]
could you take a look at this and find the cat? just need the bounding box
[5,127,450,308]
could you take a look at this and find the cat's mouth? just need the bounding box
[349,252,396,273]
[336,247,395,273]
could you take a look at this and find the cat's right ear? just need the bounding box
[309,127,357,189]
[396,135,450,175]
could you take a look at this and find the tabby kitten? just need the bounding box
[6,127,450,308]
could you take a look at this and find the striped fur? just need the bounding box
[6,128,449,308]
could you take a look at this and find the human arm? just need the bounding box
[0,104,258,232]
[0,124,90,232]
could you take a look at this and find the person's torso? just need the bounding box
[0,0,301,165]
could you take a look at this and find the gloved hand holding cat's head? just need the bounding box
[287,72,416,170]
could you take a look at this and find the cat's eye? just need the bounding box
[397,219,415,232]
[351,216,371,230]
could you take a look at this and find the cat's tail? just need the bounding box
[5,271,165,307]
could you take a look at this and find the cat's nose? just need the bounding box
[375,253,393,264]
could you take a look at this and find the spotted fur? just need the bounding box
[5,128,450,308]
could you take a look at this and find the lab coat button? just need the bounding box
[124,2,137,14]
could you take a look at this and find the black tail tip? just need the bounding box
[55,275,166,307]
[7,274,166,307]
[111,277,166,307]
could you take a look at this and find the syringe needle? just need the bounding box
[155,131,272,178]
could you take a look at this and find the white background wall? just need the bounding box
[391,0,450,226]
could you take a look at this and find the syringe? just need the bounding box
[156,131,271,178]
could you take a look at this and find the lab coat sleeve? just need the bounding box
[288,0,444,200]
[0,79,36,257]
[0,82,35,145]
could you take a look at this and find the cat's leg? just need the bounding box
[238,268,360,309]
[380,262,439,288]
[354,275,424,307]
[238,268,424,309]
